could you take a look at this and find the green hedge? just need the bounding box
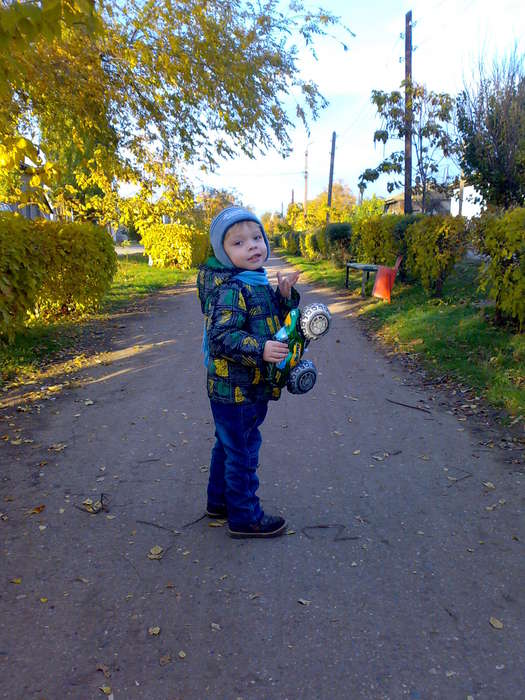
[141,223,208,269]
[32,220,117,318]
[476,208,525,328]
[405,215,467,296]
[0,214,117,341]
[0,214,44,341]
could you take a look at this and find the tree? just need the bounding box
[306,181,355,226]
[456,51,525,209]
[359,82,457,213]
[1,0,349,225]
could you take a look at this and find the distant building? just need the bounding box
[384,191,451,215]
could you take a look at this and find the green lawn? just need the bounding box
[0,254,195,383]
[281,251,524,419]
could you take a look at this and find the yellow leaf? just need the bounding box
[10,578,22,584]
[489,617,503,629]
[27,504,45,515]
[148,626,161,636]
[40,597,48,603]
[147,545,164,560]
[99,686,112,695]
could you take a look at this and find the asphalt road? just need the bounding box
[1,254,523,700]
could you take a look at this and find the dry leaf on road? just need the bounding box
[147,545,164,560]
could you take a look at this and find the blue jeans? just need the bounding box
[208,400,268,527]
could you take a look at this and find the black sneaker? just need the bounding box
[206,503,227,518]
[227,514,287,539]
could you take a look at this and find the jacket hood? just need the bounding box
[197,256,238,313]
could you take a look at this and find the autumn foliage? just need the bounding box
[0,214,116,342]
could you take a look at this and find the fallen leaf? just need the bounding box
[211,622,221,631]
[286,529,296,535]
[489,617,504,630]
[84,399,95,406]
[27,504,45,515]
[147,545,164,560]
[178,650,186,659]
[48,442,67,452]
[40,597,48,603]
[81,498,104,514]
[159,653,171,666]
[482,481,496,490]
[208,521,224,528]
[248,592,260,600]
[298,598,311,606]
[75,576,89,584]
[352,450,360,455]
[148,626,161,636]
[10,578,22,584]
[99,686,112,696]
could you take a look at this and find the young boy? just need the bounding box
[197,206,300,538]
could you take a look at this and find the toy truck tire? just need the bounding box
[287,359,317,394]
[300,303,331,340]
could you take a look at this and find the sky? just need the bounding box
[189,0,525,216]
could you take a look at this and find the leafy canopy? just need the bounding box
[359,82,457,213]
[1,0,350,226]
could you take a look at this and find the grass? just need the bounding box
[102,253,194,311]
[0,254,195,384]
[281,250,525,419]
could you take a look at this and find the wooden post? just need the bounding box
[326,131,336,224]
[404,10,413,215]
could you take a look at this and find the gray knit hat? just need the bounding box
[209,206,270,268]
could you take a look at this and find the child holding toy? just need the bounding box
[197,206,300,538]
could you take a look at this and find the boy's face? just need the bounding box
[223,221,267,270]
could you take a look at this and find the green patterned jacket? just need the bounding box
[197,256,300,404]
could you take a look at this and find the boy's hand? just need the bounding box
[277,270,300,299]
[263,340,289,363]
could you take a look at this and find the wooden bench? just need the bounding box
[345,262,379,296]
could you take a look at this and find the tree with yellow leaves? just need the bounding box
[1,0,351,228]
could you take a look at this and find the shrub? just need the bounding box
[391,214,424,280]
[352,215,399,264]
[476,208,525,328]
[405,215,468,296]
[141,223,208,269]
[0,213,45,342]
[281,231,300,255]
[32,220,118,317]
[325,222,352,246]
[315,227,329,257]
[304,231,320,259]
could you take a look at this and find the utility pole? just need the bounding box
[326,131,336,224]
[291,188,295,205]
[304,146,309,219]
[404,10,413,214]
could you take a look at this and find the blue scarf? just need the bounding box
[202,269,270,366]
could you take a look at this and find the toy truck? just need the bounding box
[267,302,331,394]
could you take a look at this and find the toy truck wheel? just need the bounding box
[300,303,331,340]
[287,359,317,394]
